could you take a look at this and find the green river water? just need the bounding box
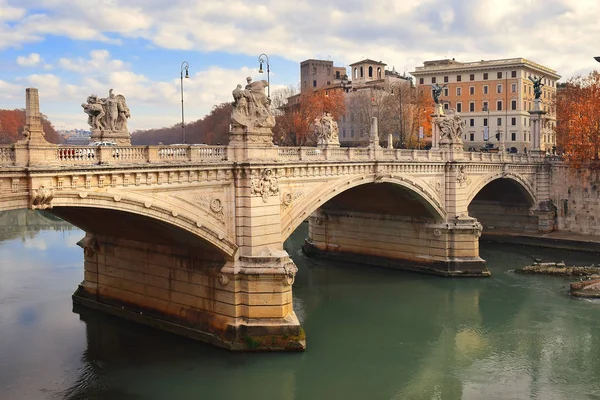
[1,211,600,400]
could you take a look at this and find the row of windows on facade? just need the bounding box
[464,132,554,143]
[353,66,383,80]
[447,99,551,113]
[461,116,556,131]
[310,66,342,79]
[419,72,555,87]
[439,83,551,98]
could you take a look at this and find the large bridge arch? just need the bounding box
[467,173,538,233]
[3,190,237,259]
[281,174,446,241]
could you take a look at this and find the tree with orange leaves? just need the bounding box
[556,71,600,169]
[0,109,60,144]
[275,88,345,146]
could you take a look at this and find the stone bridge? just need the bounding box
[0,89,555,351]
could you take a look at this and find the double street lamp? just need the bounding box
[258,54,270,100]
[180,61,190,143]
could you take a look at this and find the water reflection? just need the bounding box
[1,210,600,399]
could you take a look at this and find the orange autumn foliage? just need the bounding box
[557,71,600,169]
[0,109,61,144]
[280,89,345,146]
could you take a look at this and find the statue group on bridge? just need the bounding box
[231,77,275,129]
[313,112,340,147]
[82,89,131,132]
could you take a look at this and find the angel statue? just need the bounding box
[528,76,545,100]
[430,83,447,104]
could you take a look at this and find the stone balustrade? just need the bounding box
[0,143,551,168]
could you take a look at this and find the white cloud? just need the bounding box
[16,52,42,66]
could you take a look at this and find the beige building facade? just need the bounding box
[411,58,560,152]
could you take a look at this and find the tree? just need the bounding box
[275,88,345,146]
[0,109,61,144]
[556,71,600,169]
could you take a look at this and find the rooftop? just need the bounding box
[412,58,560,78]
[349,59,387,66]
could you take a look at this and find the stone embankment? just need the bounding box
[515,262,600,277]
[570,279,600,298]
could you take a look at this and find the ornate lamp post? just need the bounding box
[180,61,190,143]
[258,54,270,100]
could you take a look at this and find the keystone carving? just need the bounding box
[29,185,54,210]
[283,262,298,286]
[251,169,279,202]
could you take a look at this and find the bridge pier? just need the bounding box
[74,233,304,351]
[303,210,488,277]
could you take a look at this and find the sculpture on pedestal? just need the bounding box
[231,77,275,129]
[528,76,545,100]
[313,112,340,147]
[434,109,464,146]
[82,89,131,144]
[431,83,447,115]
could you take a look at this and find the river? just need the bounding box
[1,210,600,400]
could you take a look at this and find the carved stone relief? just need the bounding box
[251,169,279,202]
[29,185,54,210]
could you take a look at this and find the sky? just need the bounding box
[0,0,599,131]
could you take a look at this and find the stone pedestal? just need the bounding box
[227,124,278,162]
[90,129,131,145]
[529,100,547,152]
[430,112,443,149]
[369,117,380,148]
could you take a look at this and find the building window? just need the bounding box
[483,118,488,127]
[419,78,424,84]
[368,66,373,78]
[511,117,516,125]
[483,73,489,80]
[360,67,364,78]
[524,132,527,141]
[511,70,517,78]
[342,129,346,138]
[497,84,502,94]
[351,128,354,138]
[313,80,317,87]
[456,87,462,96]
[483,85,488,95]
[444,88,449,96]
[354,68,358,79]
[469,86,475,95]
[457,75,462,82]
[432,77,436,84]
[469,102,475,112]
[524,117,527,125]
[457,103,462,112]
[377,67,382,79]
[470,74,475,81]
[511,100,517,110]
[483,101,489,111]
[470,133,475,141]
[497,117,502,126]
[326,81,330,85]
[497,101,502,111]
[444,76,448,83]
[470,119,475,127]
[444,103,449,110]
[336,71,340,79]
[327,67,331,76]
[511,83,517,93]
[511,132,516,141]
[498,72,503,79]
[312,67,317,75]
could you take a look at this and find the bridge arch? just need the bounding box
[5,191,237,259]
[467,172,536,206]
[467,172,538,233]
[282,174,445,241]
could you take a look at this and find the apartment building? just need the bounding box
[300,59,347,93]
[411,58,560,152]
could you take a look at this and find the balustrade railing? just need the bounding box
[56,147,98,163]
[0,143,552,168]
